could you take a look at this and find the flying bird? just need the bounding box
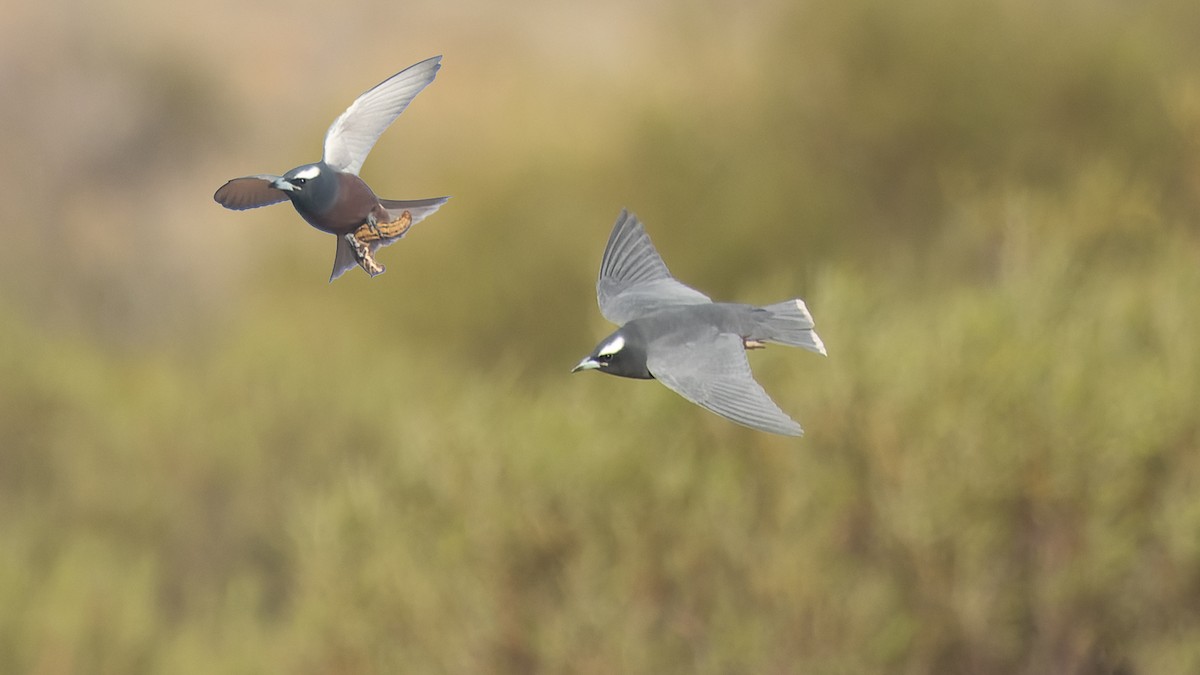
[572,210,827,436]
[214,56,449,281]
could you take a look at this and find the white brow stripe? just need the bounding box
[598,335,625,356]
[294,165,321,180]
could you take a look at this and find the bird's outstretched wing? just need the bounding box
[596,209,711,324]
[213,175,289,210]
[648,331,804,436]
[322,56,442,175]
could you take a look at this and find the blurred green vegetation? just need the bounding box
[2,0,1200,673]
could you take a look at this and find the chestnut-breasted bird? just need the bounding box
[214,56,449,281]
[572,210,827,436]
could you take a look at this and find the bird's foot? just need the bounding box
[743,339,767,350]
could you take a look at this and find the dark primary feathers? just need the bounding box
[213,175,289,211]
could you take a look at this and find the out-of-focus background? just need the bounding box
[3,0,1199,672]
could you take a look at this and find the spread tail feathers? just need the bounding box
[327,196,450,282]
[330,235,364,282]
[759,299,827,356]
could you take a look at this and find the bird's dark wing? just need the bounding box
[596,209,711,324]
[323,56,442,175]
[647,331,804,436]
[213,175,289,210]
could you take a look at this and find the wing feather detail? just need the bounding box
[322,56,442,175]
[648,332,804,436]
[596,210,710,324]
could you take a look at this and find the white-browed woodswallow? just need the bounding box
[214,56,449,281]
[572,210,827,436]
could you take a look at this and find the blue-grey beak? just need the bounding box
[271,177,297,192]
[571,357,600,373]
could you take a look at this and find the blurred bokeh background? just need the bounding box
[2,0,1199,672]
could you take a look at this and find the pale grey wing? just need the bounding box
[596,209,711,324]
[213,175,289,210]
[322,56,442,175]
[648,332,804,436]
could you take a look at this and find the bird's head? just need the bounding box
[572,329,652,379]
[272,163,337,209]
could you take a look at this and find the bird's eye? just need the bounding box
[597,353,613,362]
[293,177,307,185]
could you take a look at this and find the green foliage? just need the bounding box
[3,0,1200,673]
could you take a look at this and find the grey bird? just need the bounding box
[572,210,827,436]
[213,55,449,281]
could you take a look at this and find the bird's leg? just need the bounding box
[363,212,383,239]
[744,339,768,350]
